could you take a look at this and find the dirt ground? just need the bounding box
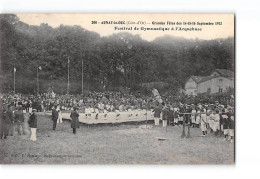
[0,113,234,165]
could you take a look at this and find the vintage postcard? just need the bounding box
[0,14,234,164]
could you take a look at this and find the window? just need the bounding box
[219,88,223,93]
[219,79,223,82]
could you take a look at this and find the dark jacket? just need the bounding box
[153,106,161,118]
[179,107,185,117]
[227,113,234,129]
[3,111,11,124]
[221,112,228,129]
[70,110,80,128]
[7,109,14,123]
[14,110,25,123]
[174,111,179,118]
[162,107,169,121]
[52,109,58,121]
[168,110,174,121]
[28,113,37,128]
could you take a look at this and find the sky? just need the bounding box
[17,14,234,41]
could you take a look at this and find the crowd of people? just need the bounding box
[0,91,235,143]
[0,91,154,113]
[153,101,235,142]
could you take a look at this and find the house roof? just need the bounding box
[214,69,234,78]
[191,75,216,84]
[189,69,234,84]
[190,76,204,83]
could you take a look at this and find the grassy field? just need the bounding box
[0,113,234,165]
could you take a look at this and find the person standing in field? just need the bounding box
[14,106,25,135]
[191,105,196,128]
[70,107,80,134]
[227,108,234,143]
[162,103,171,127]
[1,108,10,139]
[57,105,63,124]
[213,110,221,135]
[153,103,161,126]
[178,103,185,125]
[7,105,15,136]
[28,109,37,141]
[52,105,58,130]
[200,107,207,136]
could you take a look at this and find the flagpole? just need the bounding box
[37,67,39,94]
[82,59,84,97]
[67,56,70,95]
[14,67,16,94]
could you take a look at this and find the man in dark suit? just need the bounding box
[1,108,10,139]
[70,107,80,134]
[178,103,185,125]
[52,105,58,130]
[6,105,14,136]
[14,106,25,135]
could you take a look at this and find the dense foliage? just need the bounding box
[0,14,234,95]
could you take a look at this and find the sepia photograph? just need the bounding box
[0,14,235,165]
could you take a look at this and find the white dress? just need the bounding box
[196,111,201,124]
[57,111,63,123]
[191,110,196,123]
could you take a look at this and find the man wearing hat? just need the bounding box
[28,109,38,141]
[212,109,221,135]
[227,108,234,143]
[178,103,185,125]
[70,107,80,134]
[14,106,25,135]
[191,104,196,128]
[173,107,179,126]
[52,105,59,130]
[6,105,14,136]
[1,108,10,139]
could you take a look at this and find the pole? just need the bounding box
[67,56,70,95]
[14,67,16,94]
[166,117,167,132]
[145,106,148,129]
[37,67,39,94]
[14,56,16,94]
[187,114,191,138]
[82,59,84,97]
[181,115,186,138]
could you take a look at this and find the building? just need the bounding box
[184,69,234,96]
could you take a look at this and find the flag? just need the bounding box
[68,58,70,64]
[38,66,42,70]
[14,67,16,72]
